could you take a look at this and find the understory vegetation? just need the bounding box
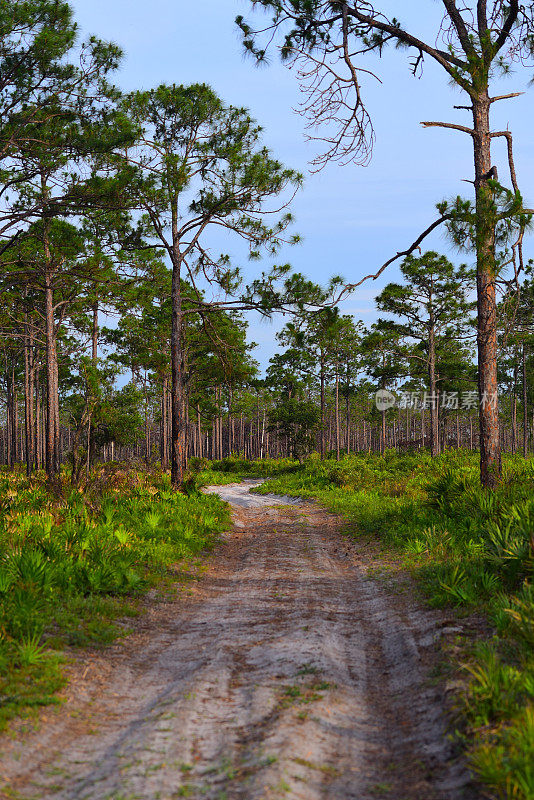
[207,451,534,800]
[0,466,229,729]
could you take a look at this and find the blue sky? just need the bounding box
[73,0,534,369]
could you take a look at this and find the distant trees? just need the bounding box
[360,323,404,455]
[376,252,474,456]
[266,332,319,459]
[499,267,534,457]
[269,309,363,459]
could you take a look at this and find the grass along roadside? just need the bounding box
[0,466,230,730]
[226,450,533,800]
[192,455,300,487]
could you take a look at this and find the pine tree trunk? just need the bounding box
[335,359,340,460]
[92,300,98,361]
[44,267,60,478]
[24,322,35,476]
[260,410,266,459]
[35,369,41,470]
[228,387,233,454]
[11,365,19,464]
[86,299,99,474]
[320,351,325,459]
[421,407,425,449]
[6,370,13,467]
[473,91,501,486]
[345,393,350,454]
[523,343,528,457]
[170,257,186,488]
[428,319,439,457]
[512,360,518,454]
[161,378,169,469]
[197,404,202,458]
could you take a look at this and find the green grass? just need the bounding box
[0,466,230,729]
[191,455,299,485]
[209,449,534,800]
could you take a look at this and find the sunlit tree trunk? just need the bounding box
[335,356,340,460]
[161,377,169,469]
[473,90,501,486]
[24,318,35,476]
[319,350,325,458]
[170,259,186,488]
[428,311,439,457]
[522,343,528,457]
[44,264,60,478]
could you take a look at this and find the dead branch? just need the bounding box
[490,91,524,102]
[345,214,451,290]
[490,130,519,193]
[421,120,475,135]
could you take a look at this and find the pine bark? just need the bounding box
[522,343,528,457]
[170,260,186,488]
[472,90,501,486]
[428,319,439,457]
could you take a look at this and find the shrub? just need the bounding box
[0,469,230,728]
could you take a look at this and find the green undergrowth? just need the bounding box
[211,449,534,800]
[0,465,229,729]
[192,455,299,486]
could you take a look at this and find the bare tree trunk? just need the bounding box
[185,399,190,462]
[144,389,150,465]
[86,299,99,476]
[512,360,518,454]
[421,407,425,449]
[228,387,234,454]
[6,370,14,467]
[12,366,19,464]
[335,358,340,460]
[320,351,326,459]
[260,409,266,459]
[345,393,350,454]
[523,343,528,457]
[44,267,60,478]
[170,244,186,488]
[161,377,169,469]
[91,300,98,362]
[428,319,439,457]
[197,404,202,458]
[35,369,42,470]
[24,321,35,476]
[211,417,216,460]
[219,396,223,458]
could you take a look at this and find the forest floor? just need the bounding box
[0,481,479,800]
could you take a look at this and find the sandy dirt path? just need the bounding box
[0,481,477,800]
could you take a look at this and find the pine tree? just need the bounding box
[121,83,301,488]
[376,252,474,456]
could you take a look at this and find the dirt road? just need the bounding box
[0,482,476,800]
